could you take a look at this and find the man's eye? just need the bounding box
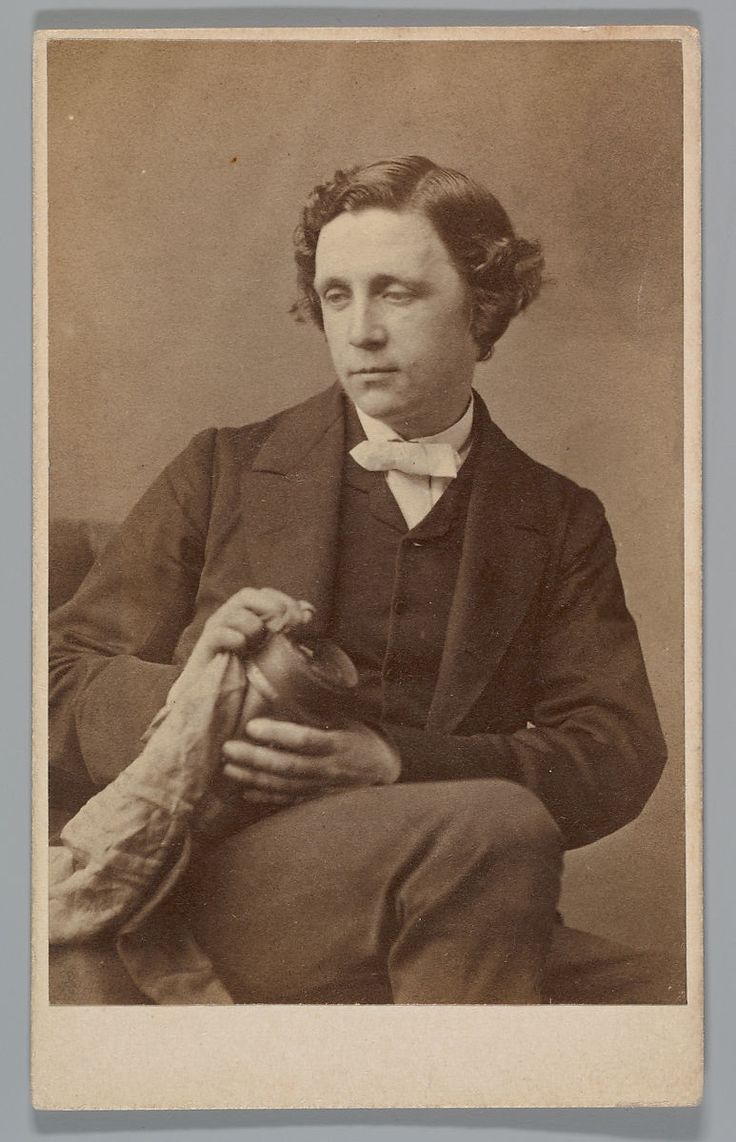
[323,290,350,308]
[383,290,414,305]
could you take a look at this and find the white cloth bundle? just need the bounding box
[49,652,248,1003]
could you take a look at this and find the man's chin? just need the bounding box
[343,383,406,426]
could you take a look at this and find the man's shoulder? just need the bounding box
[505,430,600,504]
[479,400,605,531]
[488,433,610,565]
[209,384,343,466]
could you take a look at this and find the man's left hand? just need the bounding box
[221,718,401,805]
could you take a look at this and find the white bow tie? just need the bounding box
[350,439,461,479]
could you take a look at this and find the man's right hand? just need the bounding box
[182,587,314,680]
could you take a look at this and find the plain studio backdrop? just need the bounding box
[46,37,685,967]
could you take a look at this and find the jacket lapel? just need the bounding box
[239,384,346,637]
[426,401,550,733]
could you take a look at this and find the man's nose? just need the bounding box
[348,300,387,348]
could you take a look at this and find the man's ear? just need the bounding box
[469,308,492,363]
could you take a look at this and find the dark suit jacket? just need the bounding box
[49,384,667,849]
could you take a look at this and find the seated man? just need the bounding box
[49,155,675,1005]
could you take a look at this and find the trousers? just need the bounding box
[49,780,684,1005]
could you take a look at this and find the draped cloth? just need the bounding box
[48,651,249,1004]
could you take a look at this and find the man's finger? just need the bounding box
[229,588,314,631]
[239,788,301,805]
[222,740,349,785]
[222,760,336,795]
[208,627,248,652]
[245,718,333,756]
[222,739,335,780]
[202,611,263,650]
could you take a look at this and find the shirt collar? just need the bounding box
[354,394,475,457]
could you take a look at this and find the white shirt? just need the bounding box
[353,396,475,530]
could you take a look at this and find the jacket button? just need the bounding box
[393,599,407,615]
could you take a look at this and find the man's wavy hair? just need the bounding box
[292,155,544,361]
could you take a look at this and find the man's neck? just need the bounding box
[354,396,475,456]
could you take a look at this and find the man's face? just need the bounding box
[314,208,478,438]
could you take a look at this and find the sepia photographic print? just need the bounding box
[32,26,702,1109]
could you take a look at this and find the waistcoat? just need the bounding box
[327,405,477,728]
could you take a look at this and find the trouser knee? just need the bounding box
[425,779,563,869]
[390,779,563,931]
[387,781,564,1002]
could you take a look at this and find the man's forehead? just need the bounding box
[314,207,453,281]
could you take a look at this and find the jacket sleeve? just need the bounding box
[386,492,668,849]
[49,429,217,792]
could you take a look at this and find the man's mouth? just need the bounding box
[350,367,398,375]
